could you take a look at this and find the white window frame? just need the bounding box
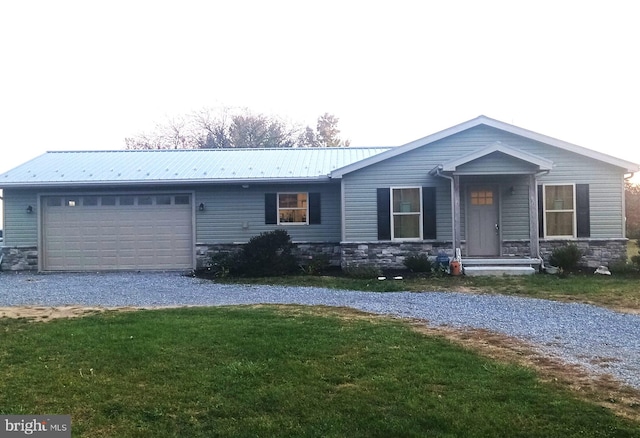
[543,183,576,239]
[277,192,309,225]
[390,186,423,241]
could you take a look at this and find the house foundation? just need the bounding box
[0,246,39,271]
[1,239,628,272]
[340,242,454,269]
[195,242,342,270]
[539,239,628,268]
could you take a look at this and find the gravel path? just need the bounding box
[1,271,639,390]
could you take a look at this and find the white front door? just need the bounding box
[467,187,500,256]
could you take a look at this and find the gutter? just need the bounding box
[0,176,337,189]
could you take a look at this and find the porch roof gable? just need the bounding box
[439,141,554,173]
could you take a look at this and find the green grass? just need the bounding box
[221,271,640,312]
[1,306,639,437]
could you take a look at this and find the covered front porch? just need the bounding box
[430,141,554,275]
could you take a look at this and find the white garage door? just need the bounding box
[42,194,193,271]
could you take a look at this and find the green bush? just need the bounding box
[549,244,583,271]
[301,254,331,276]
[403,253,432,273]
[232,229,298,277]
[609,261,638,275]
[342,265,382,279]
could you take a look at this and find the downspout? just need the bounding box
[432,165,457,257]
[534,170,550,269]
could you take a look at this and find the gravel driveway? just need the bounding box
[1,271,639,390]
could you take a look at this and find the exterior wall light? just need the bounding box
[26,205,33,214]
[198,202,205,211]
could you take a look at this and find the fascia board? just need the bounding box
[0,176,334,189]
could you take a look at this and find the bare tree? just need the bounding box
[125,107,348,149]
[316,113,349,147]
[299,113,350,148]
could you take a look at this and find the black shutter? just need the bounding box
[537,185,544,238]
[422,187,437,239]
[576,184,590,237]
[377,188,391,240]
[309,193,321,224]
[265,193,277,224]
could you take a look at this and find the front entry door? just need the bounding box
[467,186,500,256]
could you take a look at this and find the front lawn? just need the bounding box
[1,306,639,437]
[218,272,640,313]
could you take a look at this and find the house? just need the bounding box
[0,116,637,273]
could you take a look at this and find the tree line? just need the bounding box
[626,181,640,239]
[125,107,350,150]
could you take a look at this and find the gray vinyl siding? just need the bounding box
[2,189,39,246]
[343,125,627,241]
[342,156,452,242]
[195,182,341,243]
[499,181,531,240]
[475,126,626,238]
[3,184,341,249]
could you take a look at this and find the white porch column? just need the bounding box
[453,175,462,252]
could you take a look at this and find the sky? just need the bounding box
[1,0,639,178]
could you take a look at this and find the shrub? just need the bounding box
[609,261,637,275]
[342,265,382,279]
[549,243,583,271]
[301,254,331,276]
[233,229,298,277]
[403,253,432,273]
[208,251,239,278]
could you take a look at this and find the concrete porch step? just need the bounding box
[463,265,537,276]
[461,257,541,276]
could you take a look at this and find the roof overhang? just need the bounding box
[0,176,335,190]
[438,141,554,173]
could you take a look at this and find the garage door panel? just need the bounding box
[43,194,193,271]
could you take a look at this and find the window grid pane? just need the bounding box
[120,196,135,206]
[546,212,574,236]
[175,195,190,205]
[278,193,308,224]
[156,195,172,205]
[392,188,421,239]
[544,184,575,237]
[393,214,420,238]
[545,185,574,211]
[393,189,420,213]
[83,196,98,206]
[471,190,493,206]
[101,196,117,206]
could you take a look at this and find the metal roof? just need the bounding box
[0,148,391,187]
